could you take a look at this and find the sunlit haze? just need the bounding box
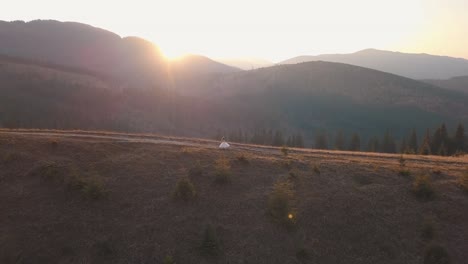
[3,0,468,61]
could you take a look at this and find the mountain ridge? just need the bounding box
[280,49,468,79]
[0,19,239,87]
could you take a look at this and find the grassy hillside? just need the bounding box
[0,131,467,263]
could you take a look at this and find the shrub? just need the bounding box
[421,219,436,241]
[353,174,372,185]
[236,154,249,165]
[94,240,113,257]
[399,169,411,178]
[214,158,231,184]
[200,224,220,256]
[296,247,308,260]
[189,161,203,177]
[82,178,105,199]
[458,171,468,193]
[282,160,293,170]
[173,177,196,201]
[49,139,59,149]
[163,255,175,264]
[424,244,451,264]
[1,151,27,165]
[281,146,289,157]
[399,155,406,167]
[268,180,296,227]
[37,162,62,181]
[312,164,320,174]
[69,173,106,200]
[288,169,299,182]
[412,174,435,201]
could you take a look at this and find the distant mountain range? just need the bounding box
[280,49,468,80]
[0,20,239,87]
[422,76,468,94]
[1,19,467,145]
[215,58,274,70]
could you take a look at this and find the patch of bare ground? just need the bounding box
[0,132,467,264]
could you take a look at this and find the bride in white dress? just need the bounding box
[219,136,230,149]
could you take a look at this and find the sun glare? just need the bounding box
[161,47,188,60]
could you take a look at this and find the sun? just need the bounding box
[158,41,190,60]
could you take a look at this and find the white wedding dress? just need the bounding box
[219,141,230,149]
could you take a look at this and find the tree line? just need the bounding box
[317,123,466,155]
[220,123,466,156]
[217,128,305,148]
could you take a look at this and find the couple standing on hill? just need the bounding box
[219,136,230,149]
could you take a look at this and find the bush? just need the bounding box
[268,180,296,227]
[424,244,451,264]
[94,240,113,257]
[353,174,372,185]
[236,154,249,165]
[49,139,59,149]
[69,173,106,200]
[37,161,62,181]
[82,178,105,199]
[281,146,289,157]
[288,169,299,181]
[296,247,308,260]
[399,155,406,167]
[282,160,293,170]
[163,255,175,264]
[173,177,196,201]
[189,161,203,177]
[399,169,411,178]
[312,164,320,174]
[412,174,435,201]
[200,224,220,256]
[421,219,436,241]
[458,171,468,193]
[214,158,231,184]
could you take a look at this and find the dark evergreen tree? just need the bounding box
[266,129,273,145]
[315,131,328,149]
[453,123,466,153]
[431,123,449,155]
[273,130,285,146]
[408,129,418,154]
[400,138,408,154]
[349,133,361,151]
[367,136,379,152]
[438,141,448,156]
[419,129,432,155]
[382,131,397,153]
[295,133,304,148]
[286,136,293,147]
[335,130,345,150]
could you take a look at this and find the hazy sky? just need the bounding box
[3,0,468,61]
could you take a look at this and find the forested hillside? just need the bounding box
[1,57,467,154]
[1,20,468,153]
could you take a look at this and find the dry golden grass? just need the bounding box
[0,131,467,264]
[458,170,468,193]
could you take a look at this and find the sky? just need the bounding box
[3,0,468,62]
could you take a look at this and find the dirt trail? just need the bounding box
[1,129,467,169]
